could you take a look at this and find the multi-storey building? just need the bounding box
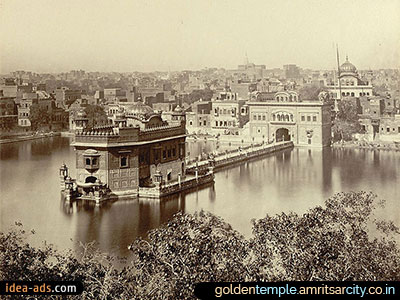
[0,78,18,98]
[103,88,126,102]
[186,100,212,134]
[358,96,400,141]
[55,87,83,108]
[17,93,38,128]
[229,81,257,100]
[211,92,249,135]
[284,64,301,80]
[247,91,331,147]
[327,56,373,100]
[228,63,266,81]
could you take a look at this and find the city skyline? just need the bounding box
[1,0,399,73]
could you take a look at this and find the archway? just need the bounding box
[276,128,290,142]
[85,176,97,183]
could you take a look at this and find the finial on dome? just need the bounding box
[346,55,349,61]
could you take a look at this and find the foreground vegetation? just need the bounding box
[1,192,399,299]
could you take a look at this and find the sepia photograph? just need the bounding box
[0,0,399,299]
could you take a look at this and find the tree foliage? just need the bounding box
[336,99,360,123]
[29,104,51,130]
[84,104,108,128]
[250,191,400,281]
[187,89,214,104]
[129,211,250,299]
[332,99,363,141]
[298,85,324,101]
[1,192,399,299]
[0,224,134,300]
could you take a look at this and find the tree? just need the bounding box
[332,99,362,141]
[1,192,399,299]
[29,104,51,130]
[128,211,250,299]
[84,105,108,128]
[298,85,325,101]
[187,89,214,104]
[250,191,400,281]
[0,223,135,300]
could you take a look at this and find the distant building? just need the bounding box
[55,87,83,108]
[284,64,301,80]
[94,90,104,101]
[229,81,257,100]
[247,91,331,147]
[327,56,373,100]
[18,83,33,93]
[379,115,400,142]
[186,100,212,134]
[104,88,126,102]
[18,97,37,128]
[211,92,249,135]
[229,63,266,80]
[358,96,400,141]
[0,78,18,98]
[138,87,164,103]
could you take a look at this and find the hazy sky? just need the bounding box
[1,0,399,73]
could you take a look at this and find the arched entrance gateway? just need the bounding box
[275,128,290,142]
[85,176,97,183]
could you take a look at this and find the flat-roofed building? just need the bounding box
[247,91,331,147]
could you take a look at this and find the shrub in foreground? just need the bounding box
[1,192,399,299]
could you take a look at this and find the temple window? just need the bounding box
[83,149,100,170]
[120,156,128,168]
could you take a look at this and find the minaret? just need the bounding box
[336,44,342,109]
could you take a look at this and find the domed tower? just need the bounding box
[171,105,186,124]
[114,107,127,128]
[125,100,155,119]
[339,56,357,76]
[74,110,88,131]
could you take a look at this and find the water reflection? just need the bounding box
[1,137,399,258]
[60,193,189,257]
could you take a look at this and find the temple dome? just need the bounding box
[174,105,183,112]
[76,110,88,119]
[125,101,155,116]
[340,56,357,73]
